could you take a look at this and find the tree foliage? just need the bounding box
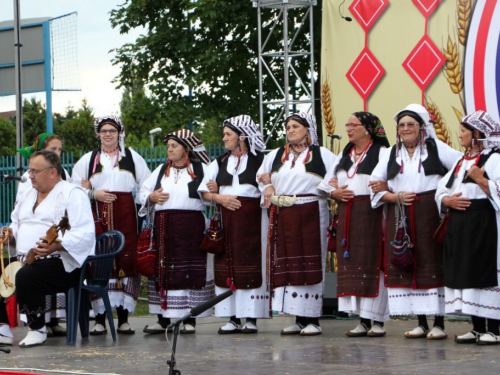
[109,1,322,143]
[0,117,16,156]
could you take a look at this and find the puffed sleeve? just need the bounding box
[370,145,393,208]
[485,153,500,211]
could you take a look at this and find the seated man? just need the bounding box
[0,150,95,348]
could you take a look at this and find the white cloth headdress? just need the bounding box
[223,115,265,156]
[393,104,437,140]
[164,129,210,164]
[461,110,500,150]
[285,112,319,146]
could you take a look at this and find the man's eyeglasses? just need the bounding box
[99,129,118,135]
[27,167,54,176]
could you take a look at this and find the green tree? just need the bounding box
[0,117,16,156]
[110,1,322,142]
[22,97,47,145]
[54,99,96,155]
[119,84,176,148]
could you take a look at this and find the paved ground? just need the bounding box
[0,315,499,375]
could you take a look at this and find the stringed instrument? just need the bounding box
[0,216,71,298]
[25,216,71,265]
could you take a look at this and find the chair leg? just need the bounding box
[79,290,90,339]
[66,288,77,345]
[101,294,117,341]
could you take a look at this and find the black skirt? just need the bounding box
[443,199,498,289]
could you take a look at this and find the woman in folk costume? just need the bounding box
[371,104,462,339]
[15,132,71,338]
[258,112,336,336]
[318,111,390,337]
[71,115,151,334]
[436,111,500,345]
[198,115,268,334]
[16,132,71,201]
[139,129,215,334]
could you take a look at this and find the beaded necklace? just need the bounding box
[453,150,481,178]
[232,150,248,174]
[346,141,373,179]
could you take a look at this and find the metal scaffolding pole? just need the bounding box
[13,0,23,175]
[252,0,317,144]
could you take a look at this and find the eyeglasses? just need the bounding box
[397,122,419,130]
[27,167,53,176]
[345,123,364,130]
[99,129,118,135]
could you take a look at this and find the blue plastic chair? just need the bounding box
[66,230,125,345]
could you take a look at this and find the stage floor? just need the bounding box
[0,315,498,375]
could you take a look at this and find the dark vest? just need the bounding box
[387,138,447,180]
[88,147,136,180]
[155,161,204,200]
[216,151,264,188]
[445,151,494,188]
[271,145,327,178]
[335,142,383,176]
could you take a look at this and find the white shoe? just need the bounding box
[218,321,242,334]
[455,330,481,344]
[367,323,386,337]
[117,322,135,334]
[345,323,368,337]
[0,323,14,345]
[300,324,322,336]
[242,321,258,333]
[51,324,67,337]
[180,323,196,334]
[427,326,447,340]
[477,332,500,345]
[89,323,107,336]
[404,326,429,338]
[143,322,168,334]
[280,323,304,335]
[19,327,47,348]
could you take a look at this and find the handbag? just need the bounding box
[390,199,414,272]
[200,195,225,254]
[136,204,157,278]
[327,202,339,253]
[433,212,450,246]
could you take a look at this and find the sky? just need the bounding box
[0,0,144,117]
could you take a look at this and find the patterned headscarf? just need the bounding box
[284,112,319,146]
[223,115,265,156]
[352,111,390,147]
[94,115,126,157]
[164,129,210,164]
[17,132,53,158]
[461,110,500,150]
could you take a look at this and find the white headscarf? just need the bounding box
[393,104,437,140]
[223,115,265,156]
[461,110,500,150]
[285,112,319,146]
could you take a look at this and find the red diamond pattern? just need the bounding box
[412,0,441,17]
[349,0,389,32]
[402,35,445,90]
[346,48,385,100]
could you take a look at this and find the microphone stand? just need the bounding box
[166,290,233,375]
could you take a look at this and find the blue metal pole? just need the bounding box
[42,20,53,132]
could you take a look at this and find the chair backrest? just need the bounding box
[85,230,125,289]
